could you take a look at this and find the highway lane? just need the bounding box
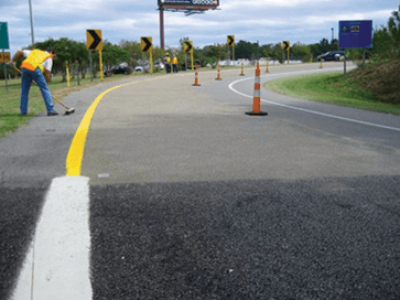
[83,62,400,184]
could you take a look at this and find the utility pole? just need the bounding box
[159,7,164,50]
[28,0,35,45]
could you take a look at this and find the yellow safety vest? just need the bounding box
[172,57,178,65]
[21,50,53,73]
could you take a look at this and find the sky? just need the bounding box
[0,0,399,55]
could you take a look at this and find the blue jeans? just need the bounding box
[21,68,54,115]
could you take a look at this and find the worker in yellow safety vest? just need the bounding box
[172,54,179,73]
[164,52,172,74]
[10,49,58,116]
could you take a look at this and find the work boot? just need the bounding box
[47,110,59,116]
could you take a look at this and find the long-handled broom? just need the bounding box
[9,64,76,115]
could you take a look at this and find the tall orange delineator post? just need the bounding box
[245,62,268,116]
[193,64,201,86]
[239,62,245,76]
[215,62,222,80]
[265,58,270,73]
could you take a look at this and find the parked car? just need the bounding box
[317,51,345,61]
[154,61,164,70]
[104,63,133,76]
[134,66,145,73]
[135,62,165,73]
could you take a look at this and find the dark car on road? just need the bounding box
[104,63,133,76]
[317,51,345,61]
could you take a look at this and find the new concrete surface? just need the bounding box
[82,63,400,185]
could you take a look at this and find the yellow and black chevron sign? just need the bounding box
[183,41,194,54]
[227,35,235,46]
[282,41,290,51]
[141,37,153,53]
[86,29,103,51]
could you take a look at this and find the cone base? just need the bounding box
[192,84,201,86]
[215,78,222,80]
[245,111,268,116]
[239,74,245,76]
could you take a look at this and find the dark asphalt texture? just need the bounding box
[90,175,400,300]
[0,186,47,300]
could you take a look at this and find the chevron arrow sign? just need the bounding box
[183,41,194,54]
[141,37,153,53]
[86,29,103,51]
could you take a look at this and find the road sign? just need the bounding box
[141,37,153,53]
[227,35,235,46]
[0,52,10,63]
[282,41,290,51]
[0,22,10,49]
[86,29,103,51]
[183,41,194,53]
[339,20,372,48]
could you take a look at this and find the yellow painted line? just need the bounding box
[66,81,138,176]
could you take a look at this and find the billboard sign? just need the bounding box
[159,0,219,8]
[339,20,372,48]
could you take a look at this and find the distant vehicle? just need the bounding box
[317,51,345,61]
[181,59,202,71]
[134,66,145,73]
[104,63,133,75]
[134,62,164,73]
[154,61,165,70]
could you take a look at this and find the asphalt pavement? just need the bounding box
[2,62,400,300]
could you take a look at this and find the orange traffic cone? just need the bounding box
[215,63,222,80]
[239,62,245,76]
[193,64,201,86]
[265,59,270,73]
[245,62,268,116]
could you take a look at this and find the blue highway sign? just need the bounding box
[339,20,372,49]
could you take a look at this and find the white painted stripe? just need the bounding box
[229,68,400,132]
[11,176,92,300]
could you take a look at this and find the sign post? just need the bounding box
[339,20,372,74]
[227,35,235,66]
[0,22,10,94]
[141,37,153,74]
[282,41,290,64]
[86,29,103,81]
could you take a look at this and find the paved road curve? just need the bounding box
[2,63,400,300]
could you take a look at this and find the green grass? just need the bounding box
[265,72,400,115]
[0,71,152,138]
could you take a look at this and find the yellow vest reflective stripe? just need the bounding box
[21,50,53,73]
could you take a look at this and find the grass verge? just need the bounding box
[265,71,400,115]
